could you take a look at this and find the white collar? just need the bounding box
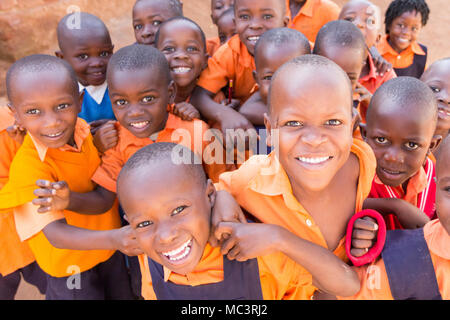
[78,82,108,105]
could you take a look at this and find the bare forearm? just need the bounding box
[190,86,233,122]
[274,226,360,297]
[238,93,267,125]
[43,219,117,251]
[67,186,115,215]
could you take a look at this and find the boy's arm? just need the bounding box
[216,222,360,297]
[363,198,430,229]
[33,180,115,215]
[43,218,142,256]
[238,91,268,126]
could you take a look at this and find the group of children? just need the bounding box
[0,0,448,300]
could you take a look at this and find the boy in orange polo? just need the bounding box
[341,135,450,300]
[377,0,430,78]
[362,77,441,230]
[190,0,289,140]
[117,142,361,300]
[0,55,137,300]
[286,0,340,42]
[210,55,380,298]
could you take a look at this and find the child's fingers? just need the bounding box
[351,238,373,249]
[220,236,237,256]
[32,197,52,207]
[35,179,53,189]
[33,188,55,197]
[226,244,242,261]
[350,248,369,257]
[214,222,235,243]
[37,206,52,214]
[51,181,68,190]
[352,228,377,240]
[353,217,379,231]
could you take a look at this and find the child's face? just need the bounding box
[108,67,175,138]
[119,163,215,275]
[10,70,80,149]
[234,0,288,55]
[58,32,114,87]
[364,99,436,187]
[211,0,235,25]
[339,0,381,49]
[435,142,450,235]
[217,11,237,44]
[421,61,450,137]
[320,45,366,91]
[266,67,354,192]
[388,10,422,53]
[157,20,208,90]
[255,43,309,105]
[133,0,178,46]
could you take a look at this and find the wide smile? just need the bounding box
[160,238,193,266]
[295,155,334,169]
[42,130,66,140]
[396,36,411,45]
[171,66,192,74]
[129,120,150,130]
[438,106,450,120]
[246,35,261,44]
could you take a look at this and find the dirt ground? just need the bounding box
[10,0,450,300]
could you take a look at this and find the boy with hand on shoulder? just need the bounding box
[117,142,361,300]
[56,12,117,154]
[0,55,138,299]
[362,77,441,230]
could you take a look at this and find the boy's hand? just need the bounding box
[32,180,70,213]
[221,98,241,110]
[6,123,26,145]
[219,109,257,150]
[350,217,378,257]
[354,82,372,106]
[369,46,392,76]
[216,222,281,261]
[92,120,118,153]
[209,190,247,247]
[111,225,143,256]
[172,102,201,121]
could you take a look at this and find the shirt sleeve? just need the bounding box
[91,145,124,193]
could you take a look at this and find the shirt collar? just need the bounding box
[29,118,91,162]
[424,219,450,259]
[359,53,378,82]
[287,0,316,18]
[78,81,108,105]
[228,34,255,69]
[378,35,426,57]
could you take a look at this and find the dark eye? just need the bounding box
[26,108,40,115]
[325,119,342,126]
[344,16,355,22]
[262,75,272,81]
[405,141,419,150]
[115,99,128,106]
[187,46,199,53]
[430,86,440,93]
[152,20,162,26]
[162,46,175,53]
[78,54,89,60]
[367,17,376,26]
[142,96,154,103]
[285,120,302,127]
[134,24,143,30]
[263,14,273,20]
[171,205,187,216]
[375,137,388,144]
[100,51,110,57]
[56,103,69,110]
[239,14,250,20]
[136,220,152,228]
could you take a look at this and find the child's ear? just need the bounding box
[283,16,290,27]
[205,179,217,208]
[359,122,368,141]
[428,134,443,154]
[252,70,257,82]
[375,33,382,45]
[55,51,64,59]
[167,80,177,104]
[7,102,21,126]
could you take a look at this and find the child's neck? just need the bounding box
[387,36,408,55]
[175,83,196,103]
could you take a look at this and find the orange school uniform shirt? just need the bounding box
[340,219,449,300]
[217,139,376,264]
[0,118,121,278]
[206,37,222,57]
[197,34,256,103]
[377,35,428,71]
[92,113,226,192]
[0,130,36,276]
[286,0,340,42]
[137,243,315,300]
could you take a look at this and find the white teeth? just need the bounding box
[438,109,450,117]
[46,132,63,137]
[398,37,409,43]
[297,156,330,164]
[248,36,260,42]
[162,239,192,261]
[130,121,149,128]
[172,67,191,74]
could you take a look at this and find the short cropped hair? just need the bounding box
[6,54,78,101]
[154,16,207,51]
[367,76,438,124]
[313,20,367,57]
[117,142,206,198]
[107,44,171,83]
[234,0,286,15]
[385,0,430,33]
[254,27,311,65]
[133,0,183,16]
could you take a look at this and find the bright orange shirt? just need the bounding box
[0,130,36,276]
[359,52,397,95]
[138,243,315,300]
[92,113,226,192]
[206,37,222,57]
[0,118,121,277]
[340,219,450,300]
[218,139,376,264]
[286,0,340,42]
[197,34,256,103]
[377,35,427,70]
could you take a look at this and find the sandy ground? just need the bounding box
[10,0,450,300]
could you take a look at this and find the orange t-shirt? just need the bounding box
[217,138,376,264]
[138,243,315,300]
[340,219,450,300]
[197,34,256,103]
[377,35,427,70]
[286,0,340,42]
[0,118,121,277]
[206,37,222,57]
[0,130,36,276]
[92,113,226,192]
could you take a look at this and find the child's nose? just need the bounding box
[383,147,405,164]
[300,127,327,147]
[141,25,154,38]
[156,222,178,245]
[127,104,145,117]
